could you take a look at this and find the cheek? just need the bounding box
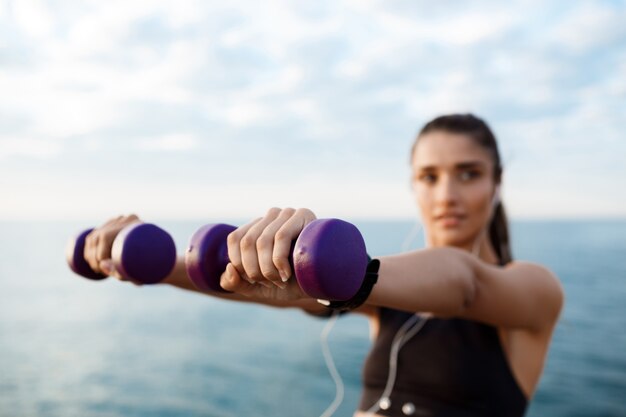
[414,186,433,217]
[465,184,494,223]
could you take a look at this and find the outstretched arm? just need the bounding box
[82,213,321,311]
[195,207,563,327]
[369,247,564,332]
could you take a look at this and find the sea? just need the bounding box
[0,219,625,417]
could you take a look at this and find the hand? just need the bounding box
[83,214,142,281]
[219,207,317,300]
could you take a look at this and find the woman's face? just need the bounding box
[411,130,498,249]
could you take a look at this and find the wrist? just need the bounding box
[317,258,380,311]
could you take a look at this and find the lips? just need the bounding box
[435,213,465,227]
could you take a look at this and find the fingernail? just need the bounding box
[100,260,113,275]
[260,281,272,288]
[317,299,331,306]
[280,270,290,282]
[274,281,287,290]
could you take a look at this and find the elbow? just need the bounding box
[436,247,478,317]
[457,269,477,315]
[449,249,478,315]
[424,247,477,317]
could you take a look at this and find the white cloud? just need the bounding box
[1,0,624,220]
[11,0,54,39]
[135,133,198,152]
[404,71,477,119]
[221,102,274,127]
[436,11,516,45]
[0,136,62,159]
[0,35,205,139]
[0,74,122,138]
[549,2,626,53]
[63,14,128,58]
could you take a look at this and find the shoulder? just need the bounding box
[505,261,560,287]
[505,261,565,323]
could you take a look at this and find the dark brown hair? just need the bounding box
[412,114,512,264]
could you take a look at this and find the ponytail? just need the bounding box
[489,202,512,265]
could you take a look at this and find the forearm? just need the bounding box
[160,256,201,292]
[160,256,321,310]
[367,247,477,316]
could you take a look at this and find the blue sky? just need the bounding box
[1,0,625,221]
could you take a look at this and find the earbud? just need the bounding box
[491,185,501,208]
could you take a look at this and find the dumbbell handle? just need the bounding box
[66,223,177,285]
[185,219,368,301]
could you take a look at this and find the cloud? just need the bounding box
[548,2,626,53]
[11,0,54,39]
[0,136,62,159]
[1,0,625,219]
[135,133,198,152]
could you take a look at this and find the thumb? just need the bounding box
[220,263,256,295]
[99,259,115,276]
[100,259,125,281]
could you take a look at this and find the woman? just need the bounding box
[85,114,564,417]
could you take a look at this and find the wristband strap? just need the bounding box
[318,258,380,311]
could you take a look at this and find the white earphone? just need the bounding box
[491,185,501,209]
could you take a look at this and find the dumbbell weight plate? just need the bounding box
[111,223,177,284]
[66,228,108,280]
[294,219,368,301]
[185,223,237,292]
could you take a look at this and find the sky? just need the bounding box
[1,0,625,221]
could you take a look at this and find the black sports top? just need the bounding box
[359,307,528,416]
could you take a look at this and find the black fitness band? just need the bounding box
[319,258,380,311]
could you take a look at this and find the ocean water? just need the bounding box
[0,220,625,417]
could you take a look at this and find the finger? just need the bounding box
[99,259,115,276]
[84,231,101,273]
[123,213,140,222]
[95,229,116,267]
[227,217,263,284]
[257,208,296,287]
[220,263,257,295]
[240,208,282,284]
[100,259,126,282]
[273,208,317,282]
[86,216,124,272]
[98,215,123,229]
[116,214,140,227]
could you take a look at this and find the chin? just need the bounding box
[433,228,473,248]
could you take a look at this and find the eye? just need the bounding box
[418,173,437,184]
[459,170,481,182]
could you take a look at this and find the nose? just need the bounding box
[435,175,459,207]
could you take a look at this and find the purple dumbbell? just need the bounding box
[66,223,177,285]
[185,218,368,301]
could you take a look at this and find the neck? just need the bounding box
[472,234,500,265]
[428,233,500,266]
